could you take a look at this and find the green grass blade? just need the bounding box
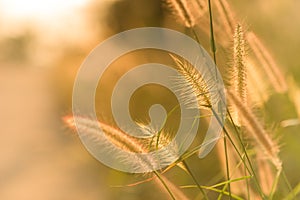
[283,182,300,200]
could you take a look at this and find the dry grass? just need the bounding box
[63,0,298,199]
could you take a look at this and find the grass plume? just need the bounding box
[229,23,247,126]
[171,54,212,109]
[214,0,236,37]
[226,90,282,171]
[63,115,187,199]
[246,32,288,93]
[164,0,207,28]
[63,0,296,198]
[256,151,276,196]
[232,24,247,104]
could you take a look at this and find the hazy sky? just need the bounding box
[0,0,94,40]
[1,0,88,19]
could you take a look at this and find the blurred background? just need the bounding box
[0,0,299,199]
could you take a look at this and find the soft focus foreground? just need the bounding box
[0,0,300,199]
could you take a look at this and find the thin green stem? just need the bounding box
[226,109,265,198]
[201,186,243,200]
[211,176,251,188]
[182,160,209,200]
[283,181,300,200]
[282,169,294,197]
[245,159,250,200]
[155,104,180,149]
[211,108,252,175]
[154,171,176,200]
[269,168,282,200]
[191,27,200,43]
[207,0,217,65]
[224,136,232,199]
[217,184,228,200]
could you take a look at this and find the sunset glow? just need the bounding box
[1,0,88,19]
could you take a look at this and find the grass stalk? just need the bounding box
[227,90,282,170]
[154,171,176,200]
[182,160,209,199]
[207,0,217,65]
[64,115,186,199]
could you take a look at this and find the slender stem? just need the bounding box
[210,108,250,173]
[245,158,250,200]
[210,107,265,198]
[200,186,243,200]
[182,160,209,200]
[207,2,233,198]
[217,184,228,200]
[283,177,300,200]
[207,0,217,65]
[223,136,232,199]
[269,168,282,200]
[154,171,176,200]
[191,27,200,43]
[282,169,294,196]
[226,109,265,198]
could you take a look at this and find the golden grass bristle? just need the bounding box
[216,133,259,198]
[165,0,194,27]
[233,24,247,104]
[154,175,189,200]
[214,0,236,37]
[246,58,271,105]
[63,115,145,153]
[256,151,276,196]
[63,115,182,161]
[230,23,247,126]
[165,0,207,28]
[171,54,211,108]
[246,32,287,93]
[63,115,165,172]
[63,115,188,199]
[287,77,300,119]
[227,90,282,170]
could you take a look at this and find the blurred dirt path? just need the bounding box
[0,66,107,200]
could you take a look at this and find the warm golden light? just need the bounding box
[1,0,88,19]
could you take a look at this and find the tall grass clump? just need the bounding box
[63,115,189,200]
[63,0,298,199]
